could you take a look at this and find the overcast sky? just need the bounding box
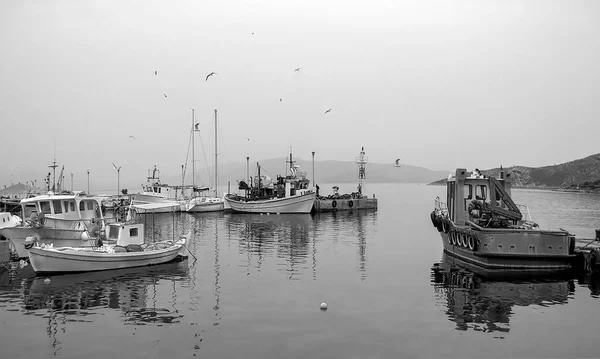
[1,0,599,190]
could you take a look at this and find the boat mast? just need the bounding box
[214,108,218,198]
[192,108,195,190]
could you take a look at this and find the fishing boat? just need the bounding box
[0,212,21,229]
[26,208,191,275]
[224,152,315,214]
[130,165,186,213]
[430,168,576,270]
[0,191,108,259]
[185,109,224,213]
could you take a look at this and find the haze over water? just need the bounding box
[1,183,600,358]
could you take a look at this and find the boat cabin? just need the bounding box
[249,156,312,199]
[141,165,194,199]
[446,168,523,228]
[20,192,105,226]
[106,222,144,246]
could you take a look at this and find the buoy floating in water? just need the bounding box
[320,302,327,310]
[44,278,51,285]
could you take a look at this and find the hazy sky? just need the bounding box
[1,0,599,190]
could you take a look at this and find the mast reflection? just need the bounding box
[431,253,574,333]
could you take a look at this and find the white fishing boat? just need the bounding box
[131,165,186,213]
[224,152,315,214]
[26,210,191,275]
[185,109,225,213]
[0,212,21,229]
[0,191,107,259]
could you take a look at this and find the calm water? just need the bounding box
[2,183,600,358]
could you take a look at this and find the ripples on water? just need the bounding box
[1,184,600,358]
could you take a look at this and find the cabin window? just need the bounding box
[158,188,162,194]
[52,200,63,214]
[80,201,86,211]
[464,185,472,199]
[63,201,69,213]
[39,201,52,215]
[109,226,119,239]
[129,227,138,237]
[70,201,75,212]
[153,187,157,192]
[87,201,94,210]
[475,185,487,200]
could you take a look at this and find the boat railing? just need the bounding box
[515,204,533,222]
[434,196,448,215]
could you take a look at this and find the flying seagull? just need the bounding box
[247,138,250,141]
[280,98,282,102]
[394,158,401,167]
[294,67,301,72]
[252,32,255,35]
[154,71,158,75]
[129,136,136,140]
[194,123,200,130]
[206,72,217,81]
[324,108,332,114]
[163,93,167,97]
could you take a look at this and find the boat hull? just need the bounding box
[0,226,92,259]
[224,192,315,214]
[439,229,575,270]
[186,199,224,213]
[27,240,185,275]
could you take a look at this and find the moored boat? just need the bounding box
[0,192,108,259]
[26,210,191,275]
[430,168,576,270]
[131,165,186,213]
[224,152,315,214]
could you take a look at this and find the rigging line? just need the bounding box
[183,123,193,182]
[197,129,213,188]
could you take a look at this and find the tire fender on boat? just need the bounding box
[468,235,475,250]
[348,200,354,208]
[332,200,337,208]
[441,218,451,234]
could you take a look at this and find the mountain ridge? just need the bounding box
[428,153,600,192]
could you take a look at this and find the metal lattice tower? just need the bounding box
[355,146,368,195]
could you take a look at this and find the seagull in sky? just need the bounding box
[280,98,282,102]
[195,123,200,130]
[252,32,255,35]
[206,72,217,81]
[324,108,332,114]
[247,138,250,141]
[394,158,401,167]
[154,71,158,75]
[163,93,167,97]
[294,68,301,72]
[129,136,136,139]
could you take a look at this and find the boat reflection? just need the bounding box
[19,262,188,325]
[313,210,376,281]
[431,253,575,334]
[225,213,312,279]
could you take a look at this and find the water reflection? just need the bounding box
[313,210,376,281]
[431,253,574,334]
[225,214,312,279]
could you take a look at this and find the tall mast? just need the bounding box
[192,108,195,189]
[214,109,218,198]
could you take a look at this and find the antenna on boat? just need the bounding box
[48,159,58,193]
[355,146,367,197]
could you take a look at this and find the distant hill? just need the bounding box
[428,153,600,191]
[160,157,449,187]
[0,183,40,197]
